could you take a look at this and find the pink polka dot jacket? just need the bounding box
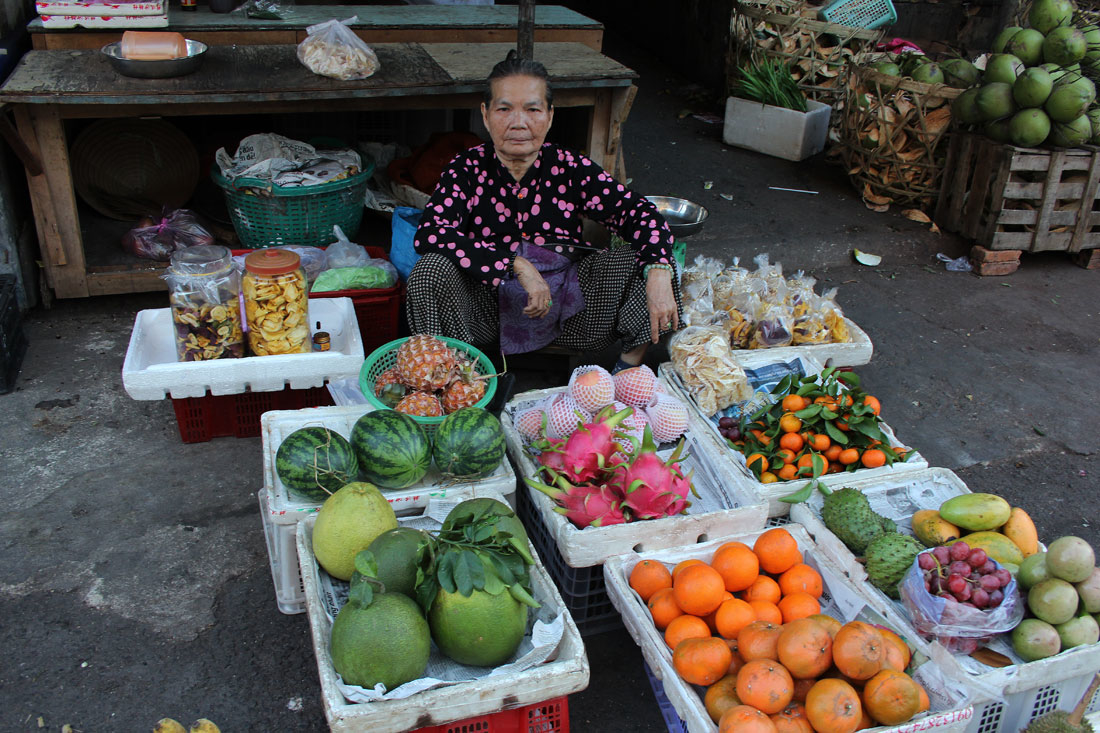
[413,142,675,287]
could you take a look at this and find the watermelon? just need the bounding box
[432,407,506,478]
[275,427,360,502]
[351,410,432,489]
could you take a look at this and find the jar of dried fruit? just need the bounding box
[242,248,310,356]
[163,244,245,362]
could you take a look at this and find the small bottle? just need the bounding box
[181,0,197,12]
[312,321,331,352]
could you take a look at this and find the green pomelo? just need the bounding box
[1046,84,1092,122]
[1013,67,1054,108]
[1011,618,1062,661]
[1005,28,1048,66]
[1029,0,1076,34]
[367,527,426,599]
[1050,114,1094,146]
[1056,614,1100,649]
[941,58,981,88]
[985,54,1025,85]
[1018,551,1053,590]
[985,118,1014,143]
[953,87,983,124]
[910,63,945,84]
[429,587,528,667]
[1029,577,1081,624]
[1010,109,1052,147]
[976,82,1018,121]
[312,482,399,581]
[873,61,902,77]
[1043,26,1088,66]
[330,592,431,689]
[1076,567,1100,612]
[1046,535,1096,582]
[993,27,1024,54]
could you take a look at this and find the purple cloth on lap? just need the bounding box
[498,242,585,355]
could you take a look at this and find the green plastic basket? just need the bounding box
[820,0,897,30]
[212,162,373,249]
[359,336,497,431]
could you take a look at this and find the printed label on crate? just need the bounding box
[36,0,163,16]
[38,12,167,26]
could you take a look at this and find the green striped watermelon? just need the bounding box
[432,407,505,478]
[351,409,432,489]
[275,427,360,502]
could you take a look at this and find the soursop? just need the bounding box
[865,532,924,599]
[820,487,895,555]
[1023,710,1094,733]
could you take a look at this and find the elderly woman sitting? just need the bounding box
[406,51,681,372]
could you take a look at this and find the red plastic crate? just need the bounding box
[170,386,334,443]
[411,696,569,733]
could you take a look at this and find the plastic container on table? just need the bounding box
[120,30,186,59]
[242,248,311,356]
[163,244,245,362]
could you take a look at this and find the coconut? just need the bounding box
[953,87,984,125]
[985,118,1014,143]
[941,58,981,88]
[976,82,1018,121]
[1029,0,1076,35]
[1046,82,1092,122]
[1065,73,1097,104]
[1043,26,1088,66]
[910,62,945,84]
[1005,28,1048,67]
[1048,114,1093,146]
[1014,67,1055,108]
[1088,107,1100,142]
[1082,25,1100,64]
[985,54,1026,85]
[992,26,1024,54]
[873,60,902,77]
[1010,108,1053,147]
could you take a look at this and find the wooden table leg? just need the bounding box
[586,87,614,172]
[15,105,89,299]
[609,85,636,182]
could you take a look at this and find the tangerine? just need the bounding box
[737,620,783,661]
[746,453,770,473]
[736,658,795,715]
[778,563,824,599]
[712,543,760,592]
[782,394,808,412]
[760,471,780,484]
[805,678,863,733]
[861,669,921,726]
[779,433,805,453]
[779,413,803,434]
[778,593,821,623]
[674,636,735,686]
[648,587,683,630]
[776,617,833,679]
[823,444,843,463]
[742,575,782,605]
[862,395,881,416]
[715,598,758,639]
[629,559,673,602]
[860,449,887,469]
[771,702,814,733]
[748,600,784,625]
[777,464,799,481]
[673,558,705,580]
[719,705,779,733]
[674,563,727,616]
[776,448,798,464]
[832,622,885,681]
[807,614,843,639]
[665,613,712,650]
[837,448,860,465]
[706,674,743,724]
[808,434,831,452]
[876,627,911,673]
[753,528,802,575]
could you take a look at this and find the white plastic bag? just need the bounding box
[297,16,380,81]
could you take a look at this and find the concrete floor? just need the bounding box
[1,29,1098,733]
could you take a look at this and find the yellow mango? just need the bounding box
[911,509,962,547]
[952,531,1024,567]
[1001,507,1039,557]
[939,493,1012,532]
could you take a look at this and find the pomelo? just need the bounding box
[429,586,529,666]
[1009,108,1052,147]
[330,592,431,689]
[312,482,398,581]
[1005,28,1047,66]
[367,527,426,599]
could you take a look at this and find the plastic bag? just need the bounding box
[297,17,380,81]
[899,555,1025,654]
[750,302,794,349]
[312,264,397,292]
[324,225,373,268]
[122,209,214,261]
[669,325,752,415]
[390,207,424,281]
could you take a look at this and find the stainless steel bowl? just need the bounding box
[646,195,709,237]
[102,40,208,79]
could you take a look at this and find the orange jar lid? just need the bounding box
[244,248,301,276]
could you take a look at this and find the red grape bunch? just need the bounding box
[717,416,742,442]
[917,541,1013,609]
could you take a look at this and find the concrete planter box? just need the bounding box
[723,96,831,161]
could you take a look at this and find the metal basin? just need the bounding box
[102,40,208,79]
[646,195,709,238]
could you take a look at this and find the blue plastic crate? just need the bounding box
[820,0,897,30]
[643,660,690,733]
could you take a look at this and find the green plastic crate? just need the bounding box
[820,0,896,30]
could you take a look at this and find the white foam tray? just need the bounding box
[36,0,164,16]
[297,495,590,733]
[260,404,517,522]
[39,12,167,26]
[502,383,768,569]
[122,298,364,400]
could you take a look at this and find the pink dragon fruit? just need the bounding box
[537,405,633,484]
[610,425,696,520]
[525,474,628,528]
[534,436,568,476]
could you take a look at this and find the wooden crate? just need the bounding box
[935,132,1100,253]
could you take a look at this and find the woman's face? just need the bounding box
[481,74,554,160]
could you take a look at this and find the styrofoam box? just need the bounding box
[38,12,167,27]
[790,467,1100,733]
[36,0,164,15]
[723,96,832,162]
[659,353,927,517]
[603,523,975,733]
[296,499,590,733]
[122,298,364,400]
[502,384,768,570]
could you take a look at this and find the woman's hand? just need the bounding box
[646,268,678,343]
[513,256,553,319]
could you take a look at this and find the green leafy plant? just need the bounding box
[734,59,808,112]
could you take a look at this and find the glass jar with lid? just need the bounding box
[242,248,311,356]
[163,244,245,362]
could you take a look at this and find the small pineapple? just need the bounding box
[395,335,457,393]
[395,390,444,417]
[373,367,407,407]
[441,358,487,413]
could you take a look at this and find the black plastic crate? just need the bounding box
[516,480,623,637]
[0,275,26,395]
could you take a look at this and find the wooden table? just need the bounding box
[29,4,604,51]
[0,42,637,299]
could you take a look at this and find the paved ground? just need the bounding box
[1,29,1098,733]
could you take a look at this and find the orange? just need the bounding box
[797,453,828,476]
[742,575,782,605]
[760,471,779,484]
[778,563,824,599]
[782,394,808,412]
[753,527,802,575]
[711,542,760,592]
[715,598,757,639]
[647,587,683,630]
[806,679,863,733]
[736,659,795,715]
[771,702,814,733]
[665,613,711,650]
[704,591,736,635]
[861,669,921,726]
[737,620,783,661]
[779,433,804,453]
[832,621,885,681]
[706,674,743,724]
[915,682,930,713]
[719,705,779,733]
[814,396,838,410]
[674,563,727,616]
[674,636,734,686]
[861,449,887,469]
[877,627,911,673]
[777,592,821,623]
[776,617,833,680]
[749,600,783,625]
[862,395,881,416]
[776,448,797,464]
[629,559,672,602]
[808,613,843,639]
[673,558,705,580]
[751,430,773,447]
[838,448,860,465]
[808,434,831,452]
[779,413,803,434]
[746,453,770,473]
[823,444,843,463]
[777,464,799,481]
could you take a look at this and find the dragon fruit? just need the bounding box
[541,405,633,484]
[525,474,628,528]
[610,425,696,520]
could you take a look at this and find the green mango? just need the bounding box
[938,493,1012,532]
